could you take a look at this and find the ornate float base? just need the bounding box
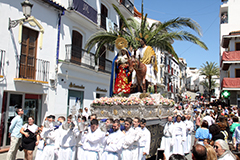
[90,93,175,120]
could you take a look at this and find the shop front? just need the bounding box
[0,91,42,150]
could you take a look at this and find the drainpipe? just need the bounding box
[56,10,65,65]
[54,10,65,88]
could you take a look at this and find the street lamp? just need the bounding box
[8,0,33,30]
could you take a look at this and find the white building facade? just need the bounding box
[0,0,134,150]
[220,0,240,106]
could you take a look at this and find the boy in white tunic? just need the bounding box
[57,115,79,160]
[138,118,151,160]
[185,115,193,154]
[41,116,58,160]
[160,116,173,160]
[81,119,105,160]
[102,119,125,160]
[172,115,186,156]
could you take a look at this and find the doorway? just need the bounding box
[0,92,42,149]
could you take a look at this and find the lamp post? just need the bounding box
[8,0,33,30]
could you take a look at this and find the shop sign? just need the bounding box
[69,82,85,89]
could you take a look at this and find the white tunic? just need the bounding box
[122,128,136,160]
[131,127,142,160]
[185,120,193,154]
[132,46,157,85]
[172,121,186,155]
[58,126,79,160]
[41,127,57,160]
[81,128,105,160]
[101,129,125,160]
[138,127,151,160]
[160,122,173,160]
[35,139,45,160]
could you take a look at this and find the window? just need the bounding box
[20,27,38,79]
[98,46,106,71]
[236,69,240,78]
[236,42,240,51]
[96,93,105,98]
[101,4,108,30]
[221,12,228,24]
[71,30,83,64]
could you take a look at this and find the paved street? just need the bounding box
[0,148,37,160]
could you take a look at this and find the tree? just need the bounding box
[200,61,219,99]
[200,79,219,94]
[85,2,208,60]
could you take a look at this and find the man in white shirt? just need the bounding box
[172,115,186,155]
[57,115,79,160]
[122,117,136,160]
[80,119,105,160]
[202,113,215,127]
[138,118,151,160]
[101,119,125,160]
[185,115,194,155]
[132,117,142,160]
[82,107,90,120]
[160,116,173,160]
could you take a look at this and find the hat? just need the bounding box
[194,109,197,111]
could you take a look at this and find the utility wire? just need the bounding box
[179,15,219,57]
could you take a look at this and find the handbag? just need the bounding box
[18,139,23,151]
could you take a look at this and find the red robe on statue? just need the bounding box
[113,63,132,94]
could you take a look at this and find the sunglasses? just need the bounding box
[214,145,219,149]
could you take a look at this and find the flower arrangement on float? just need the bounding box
[159,97,175,106]
[92,96,142,106]
[92,96,157,106]
[141,97,156,106]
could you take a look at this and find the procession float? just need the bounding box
[89,36,175,157]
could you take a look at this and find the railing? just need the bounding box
[65,45,112,74]
[16,55,49,82]
[65,45,95,69]
[120,0,134,13]
[0,49,5,76]
[98,57,112,74]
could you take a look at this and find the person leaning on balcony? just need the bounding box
[6,108,24,160]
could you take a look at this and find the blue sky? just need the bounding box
[134,0,222,69]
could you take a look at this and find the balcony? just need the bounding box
[65,45,112,74]
[221,51,240,70]
[72,0,97,24]
[98,57,112,74]
[15,55,49,84]
[120,0,134,13]
[0,49,5,78]
[222,78,240,89]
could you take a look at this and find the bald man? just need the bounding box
[192,144,207,160]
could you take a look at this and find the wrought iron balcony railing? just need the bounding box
[120,0,134,13]
[65,45,95,69]
[15,55,49,83]
[98,57,112,74]
[65,45,112,74]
